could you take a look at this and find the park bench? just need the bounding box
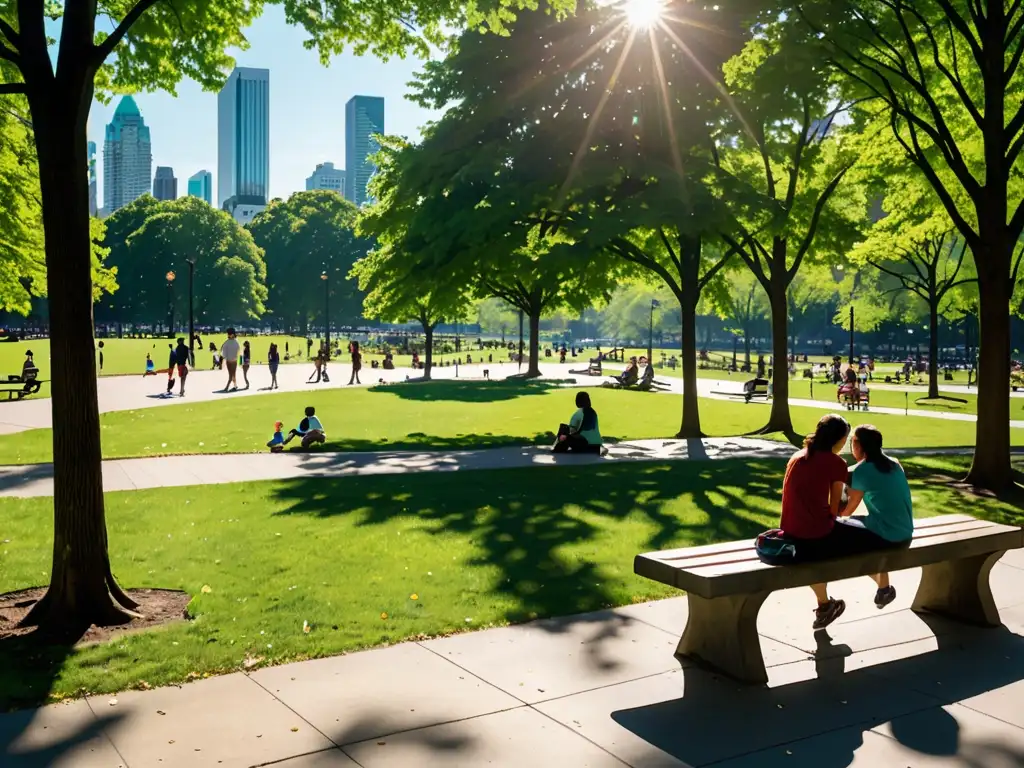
[0,366,43,400]
[587,358,603,376]
[634,514,1024,685]
[743,378,770,402]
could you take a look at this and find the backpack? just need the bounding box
[755,529,797,564]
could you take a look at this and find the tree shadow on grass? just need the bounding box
[268,459,786,627]
[311,431,557,454]
[364,379,566,403]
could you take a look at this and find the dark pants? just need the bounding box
[553,424,601,454]
[791,518,907,563]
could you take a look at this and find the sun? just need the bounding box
[622,0,666,29]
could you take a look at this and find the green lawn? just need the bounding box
[0,382,1011,465]
[1,456,1018,709]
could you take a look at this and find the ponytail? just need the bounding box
[854,425,893,473]
[802,413,850,457]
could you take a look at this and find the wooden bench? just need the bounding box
[634,514,1024,685]
[0,368,43,400]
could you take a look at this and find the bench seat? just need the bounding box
[634,514,1024,685]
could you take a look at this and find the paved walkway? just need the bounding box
[0,362,1016,438]
[4,555,1024,767]
[0,438,799,498]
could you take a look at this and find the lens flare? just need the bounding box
[622,0,665,29]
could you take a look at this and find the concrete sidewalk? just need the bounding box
[4,555,1024,767]
[0,437,797,498]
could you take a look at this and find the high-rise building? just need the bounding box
[87,141,97,217]
[103,95,152,214]
[218,66,270,209]
[153,166,177,201]
[187,170,213,205]
[345,95,384,206]
[305,162,346,193]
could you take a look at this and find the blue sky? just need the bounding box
[87,6,441,203]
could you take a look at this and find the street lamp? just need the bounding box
[321,271,330,361]
[647,299,659,364]
[185,259,195,366]
[165,271,176,336]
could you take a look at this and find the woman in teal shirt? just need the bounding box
[554,392,603,454]
[843,424,914,608]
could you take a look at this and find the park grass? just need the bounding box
[1,455,1019,709]
[0,382,1012,465]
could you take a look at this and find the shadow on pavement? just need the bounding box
[610,616,1024,767]
[0,707,124,768]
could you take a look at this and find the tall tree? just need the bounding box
[249,190,367,333]
[0,0,573,633]
[713,16,864,434]
[118,196,268,327]
[792,0,1024,486]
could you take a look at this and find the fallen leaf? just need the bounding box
[201,585,212,594]
[291,727,299,732]
[410,594,418,601]
[157,710,166,716]
[108,699,118,707]
[380,612,388,620]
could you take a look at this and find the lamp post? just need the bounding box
[648,298,659,364]
[321,271,330,360]
[185,259,195,366]
[165,270,176,336]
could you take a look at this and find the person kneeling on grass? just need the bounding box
[768,414,908,631]
[553,392,603,454]
[282,406,327,449]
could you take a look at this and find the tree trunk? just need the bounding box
[21,92,138,631]
[927,298,940,400]
[761,265,794,435]
[527,309,541,377]
[422,323,434,381]
[678,286,702,438]
[967,243,1012,488]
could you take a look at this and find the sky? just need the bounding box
[87,6,442,204]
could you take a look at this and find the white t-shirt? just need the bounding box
[221,338,241,362]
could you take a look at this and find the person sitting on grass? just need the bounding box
[282,406,327,449]
[616,357,639,386]
[553,391,603,454]
[775,414,905,631]
[267,421,286,453]
[144,353,156,375]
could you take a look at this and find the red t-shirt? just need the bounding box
[780,449,850,540]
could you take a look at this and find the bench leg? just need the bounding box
[911,551,1005,627]
[676,591,771,685]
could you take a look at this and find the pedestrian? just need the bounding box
[165,344,177,396]
[242,340,251,390]
[308,349,323,383]
[173,337,190,397]
[348,340,362,386]
[221,328,241,391]
[97,340,104,371]
[268,342,280,389]
[306,337,313,359]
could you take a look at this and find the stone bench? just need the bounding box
[634,514,1024,685]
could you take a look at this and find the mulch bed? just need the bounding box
[0,587,191,645]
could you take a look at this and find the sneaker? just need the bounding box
[812,598,846,629]
[874,586,896,609]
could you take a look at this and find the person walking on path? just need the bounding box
[220,329,241,391]
[348,340,362,386]
[241,341,252,390]
[165,344,177,396]
[268,342,280,389]
[173,337,190,397]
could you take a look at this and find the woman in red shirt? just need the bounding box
[780,414,893,629]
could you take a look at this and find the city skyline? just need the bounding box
[85,6,439,205]
[218,67,270,210]
[103,96,152,215]
[346,95,385,207]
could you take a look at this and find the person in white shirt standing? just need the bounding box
[220,328,242,392]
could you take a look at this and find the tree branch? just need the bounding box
[929,0,984,63]
[93,0,163,64]
[789,163,852,281]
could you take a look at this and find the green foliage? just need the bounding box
[97,195,267,326]
[248,190,367,331]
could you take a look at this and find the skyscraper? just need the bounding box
[188,170,213,205]
[103,96,152,214]
[345,95,384,206]
[153,166,177,201]
[218,66,270,209]
[305,162,346,193]
[87,141,97,216]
